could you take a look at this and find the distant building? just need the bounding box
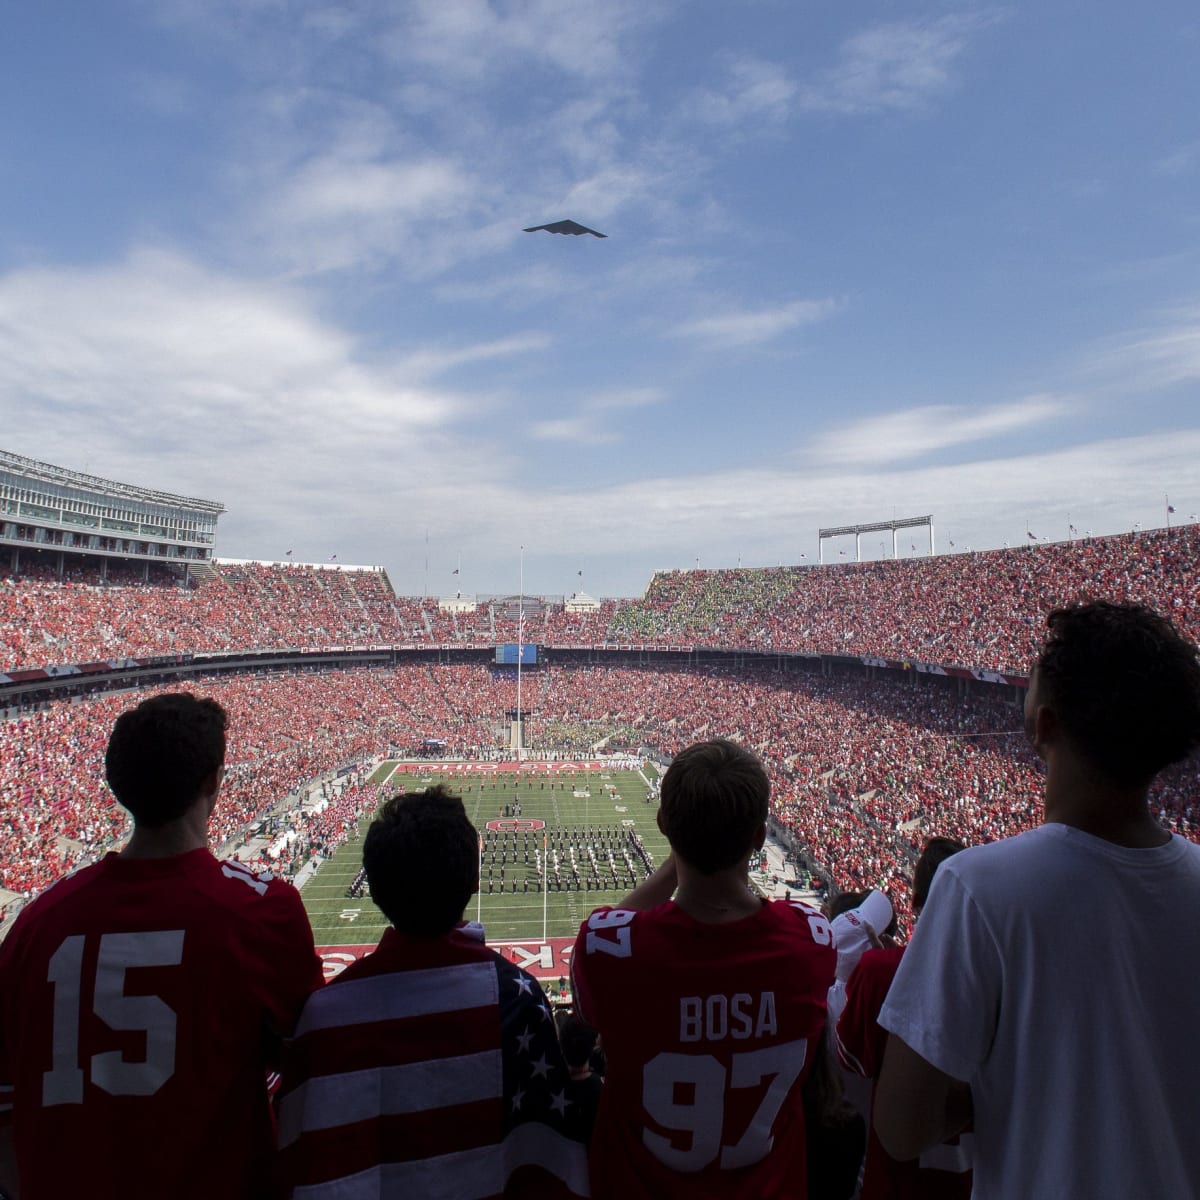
[0,448,224,582]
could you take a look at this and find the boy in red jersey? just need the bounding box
[572,738,836,1199]
[836,837,971,1200]
[0,693,323,1200]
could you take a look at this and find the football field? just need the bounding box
[300,762,668,946]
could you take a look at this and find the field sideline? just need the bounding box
[300,761,669,946]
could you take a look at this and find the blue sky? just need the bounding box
[2,1,1198,597]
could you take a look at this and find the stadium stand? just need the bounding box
[5,664,1196,931]
[3,526,1198,675]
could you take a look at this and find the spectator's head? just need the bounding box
[832,889,893,981]
[827,890,868,920]
[363,785,478,936]
[912,836,966,914]
[556,1013,599,1072]
[1029,601,1200,786]
[658,739,768,874]
[105,693,227,828]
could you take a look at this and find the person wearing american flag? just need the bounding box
[277,785,590,1198]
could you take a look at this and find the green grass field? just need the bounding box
[301,763,668,945]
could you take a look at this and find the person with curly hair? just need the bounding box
[875,602,1200,1199]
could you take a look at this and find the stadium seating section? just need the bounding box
[4,664,1197,924]
[3,529,1198,919]
[3,526,1198,675]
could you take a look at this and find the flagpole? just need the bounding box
[542,830,548,943]
[517,545,524,770]
[1166,495,1172,531]
[477,833,482,924]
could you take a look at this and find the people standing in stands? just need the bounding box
[0,693,323,1200]
[572,738,836,1199]
[278,785,588,1199]
[555,1013,604,1146]
[837,837,971,1199]
[875,602,1200,1199]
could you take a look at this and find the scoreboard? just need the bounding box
[495,643,537,666]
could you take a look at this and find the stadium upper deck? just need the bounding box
[0,448,223,573]
[2,524,1198,677]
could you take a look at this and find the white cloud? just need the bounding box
[670,298,840,347]
[0,250,476,503]
[529,387,664,444]
[1155,139,1200,178]
[247,146,481,276]
[397,333,552,379]
[2,252,1193,595]
[811,396,1071,466]
[387,0,664,84]
[799,14,994,116]
[1088,306,1200,391]
[530,416,612,444]
[363,428,1200,594]
[684,55,797,128]
[433,265,575,305]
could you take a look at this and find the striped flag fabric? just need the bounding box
[278,923,589,1198]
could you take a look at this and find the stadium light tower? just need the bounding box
[516,545,524,767]
[817,515,934,562]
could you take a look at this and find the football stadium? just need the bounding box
[3,448,1200,1197]
[3,447,1198,950]
[7,6,1200,1194]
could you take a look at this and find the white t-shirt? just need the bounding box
[879,822,1200,1200]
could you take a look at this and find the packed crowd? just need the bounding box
[4,526,1198,675]
[611,525,1200,672]
[239,782,380,881]
[0,665,498,896]
[7,661,1196,924]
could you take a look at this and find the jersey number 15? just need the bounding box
[42,930,185,1106]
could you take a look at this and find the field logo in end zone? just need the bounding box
[486,818,546,832]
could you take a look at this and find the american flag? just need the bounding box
[277,923,589,1198]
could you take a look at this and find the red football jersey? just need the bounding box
[0,849,323,1200]
[572,899,835,1199]
[837,946,972,1200]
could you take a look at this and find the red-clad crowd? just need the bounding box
[610,525,1200,673]
[6,662,1197,928]
[239,782,380,880]
[3,527,1198,675]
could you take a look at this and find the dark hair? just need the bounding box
[827,890,868,920]
[556,1013,599,1071]
[362,785,478,937]
[659,739,768,874]
[912,837,966,912]
[1033,601,1200,786]
[105,693,227,828]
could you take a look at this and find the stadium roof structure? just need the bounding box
[819,515,933,538]
[818,514,935,562]
[218,557,383,571]
[0,448,225,515]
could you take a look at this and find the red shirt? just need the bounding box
[0,849,322,1200]
[573,899,835,1199]
[837,946,972,1200]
